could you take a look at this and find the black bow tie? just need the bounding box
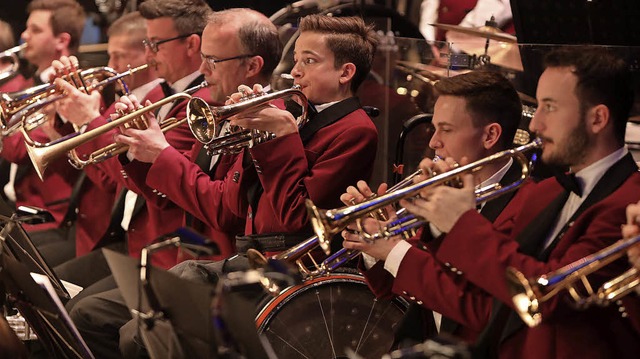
[555,171,582,197]
[160,81,175,97]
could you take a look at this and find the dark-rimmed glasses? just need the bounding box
[143,33,199,53]
[200,53,254,70]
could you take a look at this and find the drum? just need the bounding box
[257,273,408,358]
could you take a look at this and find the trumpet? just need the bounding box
[306,138,542,254]
[25,81,209,180]
[507,235,640,328]
[246,169,425,286]
[0,43,26,84]
[186,85,308,155]
[0,64,148,137]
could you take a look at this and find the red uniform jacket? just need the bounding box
[1,128,78,231]
[129,97,378,256]
[74,81,208,268]
[0,74,33,93]
[367,154,640,358]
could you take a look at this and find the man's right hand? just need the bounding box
[52,55,102,127]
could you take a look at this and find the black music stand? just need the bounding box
[0,200,69,302]
[0,250,94,358]
[104,248,273,359]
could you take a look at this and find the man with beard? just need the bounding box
[344,46,640,358]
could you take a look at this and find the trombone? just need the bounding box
[0,43,26,84]
[0,64,148,137]
[186,85,308,155]
[306,138,543,254]
[507,235,640,328]
[24,81,209,180]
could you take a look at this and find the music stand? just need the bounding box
[0,250,94,358]
[0,200,69,302]
[104,248,273,359]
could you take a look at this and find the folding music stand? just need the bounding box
[0,250,94,359]
[104,248,273,359]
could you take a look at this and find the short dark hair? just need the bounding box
[107,11,147,51]
[435,71,522,150]
[543,47,633,145]
[299,15,378,93]
[207,9,282,78]
[27,0,85,54]
[139,0,212,36]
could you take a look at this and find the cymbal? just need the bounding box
[396,61,470,80]
[430,23,518,43]
[518,91,537,105]
[446,29,523,71]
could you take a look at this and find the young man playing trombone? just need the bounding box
[345,47,640,358]
[341,70,524,347]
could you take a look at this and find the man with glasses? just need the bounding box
[52,0,213,283]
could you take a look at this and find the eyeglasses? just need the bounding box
[142,33,199,53]
[200,53,254,70]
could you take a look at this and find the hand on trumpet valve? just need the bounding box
[52,57,102,128]
[341,180,392,221]
[227,84,299,137]
[342,217,404,261]
[401,170,476,234]
[113,95,170,164]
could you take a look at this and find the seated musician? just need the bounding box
[342,70,523,346]
[344,47,640,358]
[66,12,379,358]
[0,0,85,251]
[50,0,213,298]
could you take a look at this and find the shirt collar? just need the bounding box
[129,78,163,100]
[573,146,628,197]
[167,71,202,93]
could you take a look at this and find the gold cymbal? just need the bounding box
[396,60,470,79]
[430,23,518,43]
[446,29,523,71]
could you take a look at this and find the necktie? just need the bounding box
[555,171,582,197]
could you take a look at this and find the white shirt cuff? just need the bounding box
[384,240,412,277]
[362,253,379,270]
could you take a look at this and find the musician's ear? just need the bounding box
[483,123,502,150]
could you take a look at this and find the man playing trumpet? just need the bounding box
[341,70,524,347]
[345,47,640,358]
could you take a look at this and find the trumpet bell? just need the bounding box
[186,97,218,144]
[507,267,542,327]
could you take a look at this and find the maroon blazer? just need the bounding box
[1,128,78,231]
[137,98,378,255]
[380,156,640,358]
[0,74,33,93]
[75,82,207,268]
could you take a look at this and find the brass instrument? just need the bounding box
[307,138,542,254]
[507,235,640,328]
[0,43,26,84]
[25,81,209,180]
[186,85,308,155]
[246,170,424,285]
[0,64,148,137]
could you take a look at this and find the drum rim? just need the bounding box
[255,273,409,331]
